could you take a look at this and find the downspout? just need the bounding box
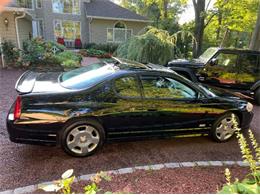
[0,37,5,68]
[89,17,93,43]
[15,12,26,49]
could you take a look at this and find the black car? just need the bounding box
[7,58,254,157]
[167,47,260,105]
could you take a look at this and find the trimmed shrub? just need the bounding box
[84,43,119,54]
[79,49,112,58]
[54,51,82,69]
[115,27,176,65]
[0,40,20,66]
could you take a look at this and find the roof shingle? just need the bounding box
[85,0,149,22]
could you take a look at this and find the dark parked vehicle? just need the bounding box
[7,58,254,157]
[167,47,260,105]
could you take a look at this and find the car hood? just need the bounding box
[168,58,204,68]
[15,71,73,94]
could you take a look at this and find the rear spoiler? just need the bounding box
[15,71,39,94]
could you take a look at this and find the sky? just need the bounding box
[179,0,216,24]
[113,0,216,25]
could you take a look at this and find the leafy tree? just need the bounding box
[120,0,187,33]
[203,0,259,49]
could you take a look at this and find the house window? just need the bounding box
[16,0,33,9]
[36,0,42,8]
[32,19,44,38]
[37,20,44,37]
[54,20,81,40]
[52,0,80,14]
[107,22,133,43]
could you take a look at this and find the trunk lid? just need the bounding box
[15,71,71,94]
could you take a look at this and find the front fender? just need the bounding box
[250,80,260,91]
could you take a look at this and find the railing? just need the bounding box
[107,28,133,43]
[64,40,75,48]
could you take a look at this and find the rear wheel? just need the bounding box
[254,88,260,106]
[61,119,105,157]
[210,113,239,142]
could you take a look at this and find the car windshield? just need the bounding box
[198,47,218,63]
[60,62,117,89]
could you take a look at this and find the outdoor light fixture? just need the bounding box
[4,18,9,27]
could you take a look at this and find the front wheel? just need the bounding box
[254,88,260,106]
[61,119,105,157]
[210,113,239,142]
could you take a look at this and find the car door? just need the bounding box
[101,74,145,134]
[236,53,259,90]
[138,73,209,133]
[201,52,239,89]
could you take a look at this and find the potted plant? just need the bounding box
[75,37,82,49]
[57,37,65,45]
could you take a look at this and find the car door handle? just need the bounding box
[147,108,158,112]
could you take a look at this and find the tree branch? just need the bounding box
[204,11,217,28]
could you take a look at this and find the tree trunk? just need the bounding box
[192,0,205,58]
[249,6,260,50]
[220,28,230,47]
[216,11,222,44]
[163,0,169,19]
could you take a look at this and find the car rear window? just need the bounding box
[60,63,117,90]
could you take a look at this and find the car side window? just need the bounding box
[140,75,197,99]
[215,53,238,67]
[114,76,141,98]
[239,54,258,74]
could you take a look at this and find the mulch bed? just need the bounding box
[35,166,249,194]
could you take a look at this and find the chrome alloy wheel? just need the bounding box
[66,125,100,155]
[215,116,236,141]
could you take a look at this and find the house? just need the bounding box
[0,0,150,49]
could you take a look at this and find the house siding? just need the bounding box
[0,12,18,45]
[31,0,90,45]
[4,0,90,45]
[2,0,149,46]
[90,19,147,44]
[18,18,32,45]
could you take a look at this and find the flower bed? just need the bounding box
[34,166,249,194]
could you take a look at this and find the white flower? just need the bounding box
[40,184,62,192]
[62,169,74,179]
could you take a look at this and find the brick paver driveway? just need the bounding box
[0,69,259,191]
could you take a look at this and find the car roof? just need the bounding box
[214,47,260,54]
[112,57,174,73]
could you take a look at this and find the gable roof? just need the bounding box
[85,0,150,23]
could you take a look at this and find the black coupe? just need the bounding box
[7,58,254,157]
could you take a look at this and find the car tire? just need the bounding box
[210,113,239,143]
[61,119,105,157]
[254,88,260,106]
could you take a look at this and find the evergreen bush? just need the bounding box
[115,27,176,65]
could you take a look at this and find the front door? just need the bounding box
[139,74,208,134]
[102,75,144,135]
[236,53,260,90]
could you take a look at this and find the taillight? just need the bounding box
[14,96,21,120]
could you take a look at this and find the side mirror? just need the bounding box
[209,58,218,66]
